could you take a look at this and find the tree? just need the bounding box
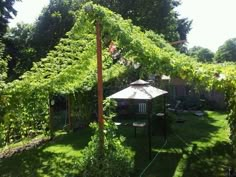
[0,0,20,37]
[93,0,192,43]
[0,41,7,85]
[176,18,192,53]
[4,23,35,79]
[177,18,192,41]
[214,38,236,63]
[0,40,8,118]
[4,0,83,79]
[188,46,214,63]
[32,0,82,59]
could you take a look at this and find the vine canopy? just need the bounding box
[2,2,236,147]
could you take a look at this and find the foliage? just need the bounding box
[4,23,36,79]
[4,0,191,80]
[188,46,214,63]
[144,30,176,52]
[0,90,49,144]
[74,90,97,121]
[2,2,236,152]
[177,18,192,42]
[214,38,236,63]
[1,17,127,144]
[3,0,85,80]
[175,18,192,53]
[92,0,192,43]
[0,0,19,36]
[31,0,84,60]
[79,99,134,177]
[0,40,8,137]
[0,40,8,86]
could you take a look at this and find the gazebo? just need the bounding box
[108,79,168,159]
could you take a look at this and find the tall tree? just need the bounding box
[32,0,82,59]
[0,40,8,89]
[0,0,19,37]
[93,0,192,43]
[0,0,19,80]
[4,0,83,79]
[0,40,8,119]
[214,38,236,63]
[4,23,35,79]
[177,18,192,41]
[188,46,214,63]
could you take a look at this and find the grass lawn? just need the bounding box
[0,129,92,177]
[0,111,233,177]
[131,111,232,177]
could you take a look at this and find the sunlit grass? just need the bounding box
[0,128,92,177]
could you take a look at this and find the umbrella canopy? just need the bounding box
[108,79,167,100]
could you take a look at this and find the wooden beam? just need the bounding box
[148,100,152,160]
[96,21,104,150]
[163,95,167,140]
[170,40,187,45]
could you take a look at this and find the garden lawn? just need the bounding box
[0,129,92,177]
[0,111,232,177]
[127,111,232,177]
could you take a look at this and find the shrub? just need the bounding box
[78,99,135,177]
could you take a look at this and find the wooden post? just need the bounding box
[49,95,54,139]
[96,21,104,151]
[67,95,72,130]
[163,95,167,140]
[148,100,153,160]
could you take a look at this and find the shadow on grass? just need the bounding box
[148,153,182,177]
[49,128,92,150]
[183,141,233,177]
[118,111,232,177]
[0,128,92,177]
[0,150,80,177]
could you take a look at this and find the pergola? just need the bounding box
[108,79,168,159]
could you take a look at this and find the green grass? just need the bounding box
[0,129,92,177]
[128,111,232,177]
[0,111,233,177]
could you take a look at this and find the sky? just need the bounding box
[9,0,49,27]
[9,0,236,52]
[177,0,236,51]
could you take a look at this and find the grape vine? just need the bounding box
[1,2,236,149]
